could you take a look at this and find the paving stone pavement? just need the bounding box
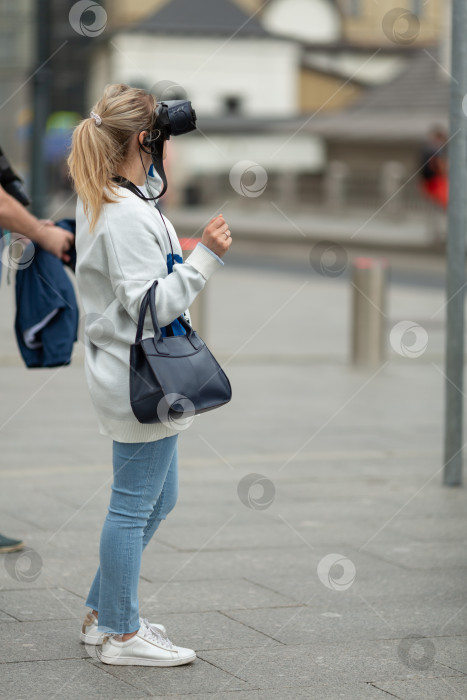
[0,253,466,699]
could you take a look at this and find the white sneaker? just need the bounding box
[80,612,166,645]
[98,618,196,667]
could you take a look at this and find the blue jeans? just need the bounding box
[85,435,179,634]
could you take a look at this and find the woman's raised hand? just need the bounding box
[201,214,232,259]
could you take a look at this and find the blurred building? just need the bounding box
[0,0,98,195]
[0,0,449,213]
[88,0,448,211]
[0,0,34,176]
[289,0,449,213]
[91,0,324,206]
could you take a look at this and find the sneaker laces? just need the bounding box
[140,618,175,650]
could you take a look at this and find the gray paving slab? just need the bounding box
[212,548,408,605]
[239,566,466,608]
[135,611,275,651]
[124,548,467,606]
[430,635,467,675]
[344,564,467,601]
[179,435,441,472]
[275,472,454,510]
[0,608,17,623]
[154,517,316,552]
[363,540,467,570]
[0,587,84,621]
[0,619,87,662]
[245,521,422,551]
[373,676,467,700]
[0,489,97,532]
[0,253,466,697]
[140,546,317,583]
[136,577,297,615]
[224,599,467,644]
[198,638,465,689]
[274,472,439,502]
[173,365,446,457]
[388,515,467,542]
[40,528,171,555]
[0,549,101,594]
[97,657,250,696]
[0,510,41,538]
[174,494,422,535]
[134,683,388,699]
[0,659,144,700]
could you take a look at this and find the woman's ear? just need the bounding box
[138,131,148,147]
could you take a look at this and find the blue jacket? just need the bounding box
[14,220,78,368]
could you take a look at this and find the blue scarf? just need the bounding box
[160,251,187,337]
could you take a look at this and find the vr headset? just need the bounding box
[0,146,31,207]
[139,99,197,199]
[153,99,197,140]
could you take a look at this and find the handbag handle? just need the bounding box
[135,283,153,344]
[135,280,194,345]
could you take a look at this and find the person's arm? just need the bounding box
[0,184,73,260]
[103,207,229,329]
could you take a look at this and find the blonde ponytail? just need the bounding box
[68,84,156,232]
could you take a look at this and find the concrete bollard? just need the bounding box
[180,237,206,340]
[351,257,388,367]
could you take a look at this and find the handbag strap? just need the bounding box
[135,281,157,344]
[135,280,195,345]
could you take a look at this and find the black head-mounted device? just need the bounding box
[138,99,197,200]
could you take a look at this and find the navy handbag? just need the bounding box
[130,280,232,424]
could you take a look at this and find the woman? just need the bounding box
[68,84,231,666]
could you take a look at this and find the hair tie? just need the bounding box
[90,111,102,126]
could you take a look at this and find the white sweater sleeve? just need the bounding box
[103,205,222,328]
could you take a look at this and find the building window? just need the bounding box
[224,96,242,115]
